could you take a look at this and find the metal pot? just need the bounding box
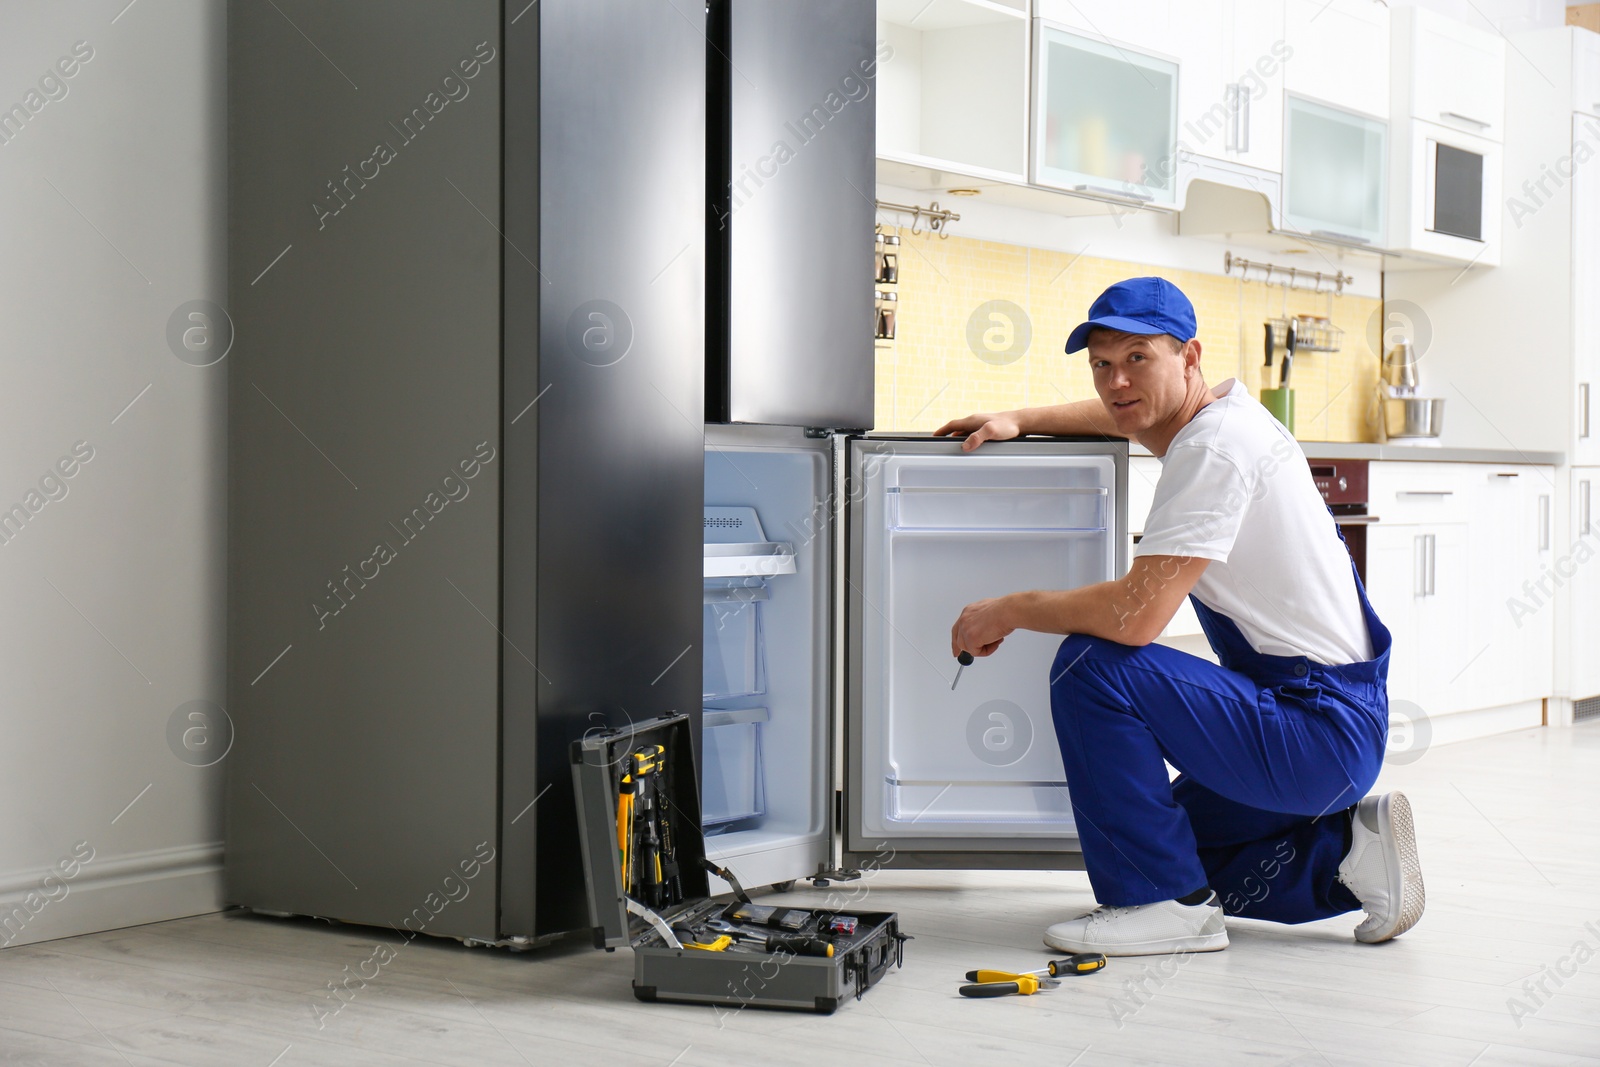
[1383,396,1445,438]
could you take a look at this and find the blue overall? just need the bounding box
[1048,546,1392,922]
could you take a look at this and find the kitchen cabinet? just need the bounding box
[1574,29,1600,118]
[1032,20,1180,205]
[1570,469,1600,702]
[1574,112,1600,465]
[1463,468,1554,709]
[1283,0,1390,119]
[1033,0,1180,55]
[1387,8,1504,266]
[1366,520,1471,715]
[1367,462,1555,723]
[1282,94,1387,247]
[875,0,1030,180]
[1175,0,1286,174]
[1396,7,1504,138]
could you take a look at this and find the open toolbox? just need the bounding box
[571,714,907,1013]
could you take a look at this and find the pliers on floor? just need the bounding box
[958,954,1108,998]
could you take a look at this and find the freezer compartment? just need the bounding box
[849,441,1125,854]
[700,432,833,888]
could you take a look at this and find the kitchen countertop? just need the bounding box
[1129,441,1565,466]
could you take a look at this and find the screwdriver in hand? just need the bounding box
[951,650,974,690]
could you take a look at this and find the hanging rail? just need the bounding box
[876,199,961,238]
[1223,251,1351,295]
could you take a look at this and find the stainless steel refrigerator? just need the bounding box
[225,0,1126,948]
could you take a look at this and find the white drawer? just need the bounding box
[1368,461,1474,525]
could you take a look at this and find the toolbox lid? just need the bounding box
[570,713,710,948]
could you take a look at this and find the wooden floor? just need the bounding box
[3,723,1598,1066]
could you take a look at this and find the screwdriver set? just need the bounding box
[572,714,908,1013]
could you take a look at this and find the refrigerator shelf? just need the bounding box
[703,541,798,578]
[888,485,1107,531]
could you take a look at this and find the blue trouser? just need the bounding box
[1048,562,1393,922]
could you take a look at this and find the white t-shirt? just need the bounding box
[1134,379,1374,665]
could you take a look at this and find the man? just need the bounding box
[937,277,1423,956]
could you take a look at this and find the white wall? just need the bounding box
[1395,0,1566,34]
[0,0,225,946]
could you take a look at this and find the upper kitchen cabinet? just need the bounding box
[1387,7,1505,266]
[1174,0,1287,175]
[1572,25,1600,118]
[1396,6,1504,137]
[1281,94,1387,246]
[1032,19,1179,206]
[1283,0,1390,119]
[876,0,1030,181]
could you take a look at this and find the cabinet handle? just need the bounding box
[1491,471,1519,479]
[1398,490,1453,497]
[1225,83,1240,153]
[1309,229,1373,246]
[1072,184,1155,204]
[1582,481,1592,537]
[1439,110,1491,131]
[1239,84,1251,154]
[1426,533,1437,597]
[1413,534,1427,597]
[1581,383,1591,439]
[1541,493,1552,550]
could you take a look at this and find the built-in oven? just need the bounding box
[1311,460,1376,586]
[1401,118,1501,262]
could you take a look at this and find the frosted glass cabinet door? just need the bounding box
[1033,23,1179,204]
[845,438,1126,861]
[1283,95,1387,246]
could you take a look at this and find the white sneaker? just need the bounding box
[1043,894,1228,956]
[1337,791,1425,944]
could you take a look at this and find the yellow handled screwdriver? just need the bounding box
[964,953,1108,984]
[958,972,1059,997]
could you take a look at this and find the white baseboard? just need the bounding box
[0,843,224,949]
[1410,699,1545,749]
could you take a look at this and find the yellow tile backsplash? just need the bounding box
[876,226,1381,443]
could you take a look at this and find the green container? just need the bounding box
[1260,387,1295,432]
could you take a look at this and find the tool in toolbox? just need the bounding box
[571,714,909,1014]
[618,744,682,911]
[958,954,1107,998]
[951,650,973,690]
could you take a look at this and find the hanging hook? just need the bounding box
[910,207,925,237]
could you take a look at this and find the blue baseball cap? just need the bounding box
[1065,277,1197,354]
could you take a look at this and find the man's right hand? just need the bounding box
[932,411,1023,452]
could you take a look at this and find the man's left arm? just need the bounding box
[951,554,1209,656]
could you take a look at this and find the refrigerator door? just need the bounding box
[708,0,877,428]
[843,437,1127,869]
[700,426,837,890]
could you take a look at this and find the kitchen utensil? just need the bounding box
[1280,317,1296,387]
[1383,396,1445,438]
[1382,338,1419,393]
[1262,322,1275,391]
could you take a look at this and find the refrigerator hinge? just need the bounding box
[804,426,869,438]
[810,791,862,887]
